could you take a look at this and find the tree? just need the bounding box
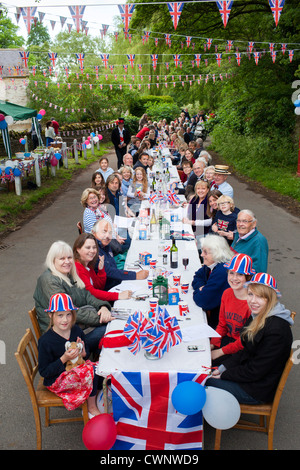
[0,8,25,48]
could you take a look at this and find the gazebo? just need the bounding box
[0,101,43,158]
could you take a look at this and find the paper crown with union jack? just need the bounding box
[244,273,281,297]
[45,293,78,312]
[224,253,256,275]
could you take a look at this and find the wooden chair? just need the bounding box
[28,307,41,341]
[214,311,296,450]
[15,328,89,450]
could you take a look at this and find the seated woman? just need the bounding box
[126,167,150,215]
[182,180,212,244]
[192,235,232,329]
[119,165,133,197]
[33,240,113,352]
[210,254,255,365]
[73,233,132,302]
[81,188,113,234]
[206,273,293,404]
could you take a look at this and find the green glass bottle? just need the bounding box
[170,237,178,269]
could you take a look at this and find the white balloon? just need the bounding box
[202,386,241,430]
[86,143,92,149]
[5,115,14,125]
[93,136,99,143]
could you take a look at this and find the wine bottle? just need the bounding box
[170,237,178,269]
[150,209,157,233]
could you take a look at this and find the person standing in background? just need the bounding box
[111,118,131,169]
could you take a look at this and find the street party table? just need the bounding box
[96,178,218,450]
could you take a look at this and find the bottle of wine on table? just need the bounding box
[170,237,178,269]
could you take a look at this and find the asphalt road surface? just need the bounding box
[0,146,299,452]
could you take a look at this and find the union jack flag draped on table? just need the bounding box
[216,1,233,28]
[110,370,207,450]
[118,4,135,31]
[268,0,285,26]
[68,5,86,33]
[167,2,184,30]
[20,7,37,34]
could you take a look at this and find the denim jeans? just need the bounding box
[205,377,262,405]
[85,324,107,353]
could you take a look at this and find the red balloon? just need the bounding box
[50,156,58,166]
[0,114,5,121]
[82,414,117,450]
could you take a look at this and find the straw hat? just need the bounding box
[214,165,231,175]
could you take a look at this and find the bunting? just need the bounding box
[268,0,285,26]
[173,54,181,67]
[68,5,86,33]
[19,51,30,68]
[101,53,110,69]
[216,1,233,28]
[48,52,58,68]
[118,4,135,31]
[167,2,184,30]
[20,7,37,34]
[127,54,136,68]
[151,54,158,70]
[75,53,85,73]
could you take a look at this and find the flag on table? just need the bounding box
[167,189,181,205]
[110,370,207,450]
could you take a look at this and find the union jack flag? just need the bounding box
[186,36,192,48]
[165,33,172,47]
[216,1,233,28]
[101,53,109,68]
[235,52,241,66]
[227,39,234,51]
[20,7,37,34]
[68,5,86,33]
[288,50,294,62]
[216,53,222,67]
[19,51,30,68]
[173,54,181,68]
[206,38,213,50]
[268,0,285,26]
[127,54,135,68]
[167,2,184,30]
[118,4,135,31]
[151,54,158,70]
[253,51,260,65]
[110,370,207,450]
[248,41,255,53]
[48,52,58,68]
[76,53,85,72]
[194,54,201,67]
[167,189,180,205]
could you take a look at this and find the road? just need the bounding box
[0,145,299,451]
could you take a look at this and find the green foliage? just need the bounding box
[0,8,25,48]
[144,101,181,123]
[128,95,174,116]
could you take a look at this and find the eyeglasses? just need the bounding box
[237,219,254,224]
[219,201,230,205]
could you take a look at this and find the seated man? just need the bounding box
[211,165,234,198]
[92,219,149,290]
[184,160,206,198]
[133,152,149,171]
[229,209,269,273]
[122,153,134,168]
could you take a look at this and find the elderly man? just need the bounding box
[92,219,149,290]
[211,165,234,198]
[122,153,133,167]
[184,160,206,198]
[229,209,269,272]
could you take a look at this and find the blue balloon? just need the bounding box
[294,99,300,108]
[24,152,31,157]
[5,166,13,175]
[91,132,95,137]
[36,113,42,119]
[172,381,206,415]
[54,152,62,160]
[0,120,7,129]
[13,168,22,177]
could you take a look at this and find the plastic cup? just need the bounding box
[181,283,189,295]
[173,274,181,286]
[179,301,189,316]
[147,278,153,291]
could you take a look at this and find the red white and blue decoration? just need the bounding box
[68,5,86,33]
[224,253,256,275]
[110,370,207,450]
[245,272,281,297]
[167,2,184,30]
[118,3,135,35]
[124,307,182,358]
[216,1,233,28]
[268,0,285,26]
[20,7,37,34]
[45,293,78,313]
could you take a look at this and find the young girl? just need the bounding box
[73,233,132,302]
[126,167,149,214]
[211,195,239,244]
[210,254,254,365]
[97,157,114,182]
[38,293,101,418]
[206,273,293,404]
[91,171,105,191]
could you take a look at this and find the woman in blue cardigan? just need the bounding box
[192,235,232,328]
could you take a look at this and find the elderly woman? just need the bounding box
[33,240,112,352]
[192,234,232,328]
[206,273,293,404]
[81,188,113,234]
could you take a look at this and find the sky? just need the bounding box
[2,0,121,41]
